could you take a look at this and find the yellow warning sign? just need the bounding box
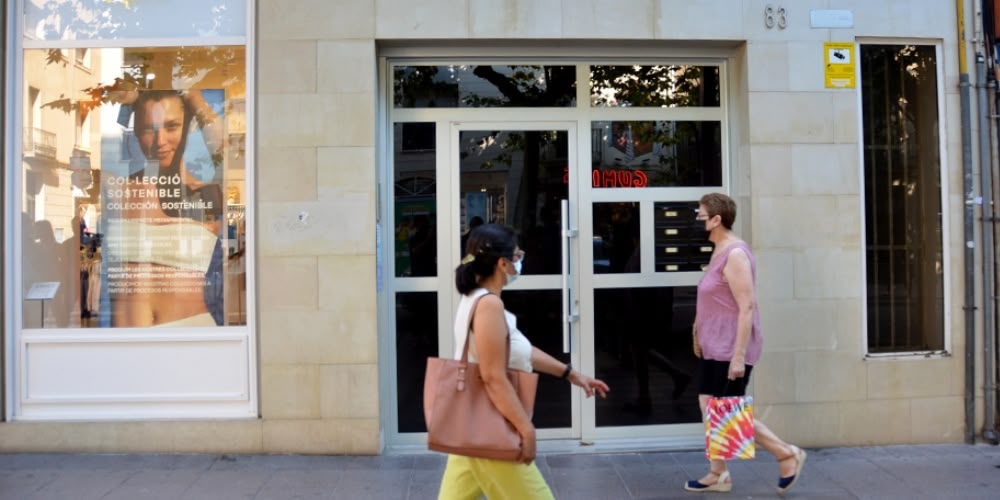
[824,42,856,88]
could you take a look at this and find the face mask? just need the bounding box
[505,258,523,286]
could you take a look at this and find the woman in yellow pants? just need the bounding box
[438,224,609,500]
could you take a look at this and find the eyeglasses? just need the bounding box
[509,250,526,263]
[695,213,713,221]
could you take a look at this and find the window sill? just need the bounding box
[864,350,951,360]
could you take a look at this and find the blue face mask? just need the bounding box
[505,258,523,286]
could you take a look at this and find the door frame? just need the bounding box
[377,53,736,451]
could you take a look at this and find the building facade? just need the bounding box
[2,0,998,454]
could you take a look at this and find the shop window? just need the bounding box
[860,45,945,353]
[21,46,248,328]
[590,65,720,107]
[393,65,576,108]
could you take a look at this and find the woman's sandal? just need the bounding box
[684,469,732,493]
[776,445,807,494]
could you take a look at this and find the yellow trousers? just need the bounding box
[438,454,555,500]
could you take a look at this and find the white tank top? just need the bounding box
[453,288,533,373]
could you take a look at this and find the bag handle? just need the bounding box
[458,292,511,367]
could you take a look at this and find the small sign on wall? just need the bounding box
[824,42,856,88]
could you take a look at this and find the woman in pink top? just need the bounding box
[684,193,807,495]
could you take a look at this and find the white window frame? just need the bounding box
[4,0,258,420]
[856,39,952,359]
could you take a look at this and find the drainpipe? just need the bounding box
[978,48,999,444]
[958,0,977,445]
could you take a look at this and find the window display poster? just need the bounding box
[100,89,226,327]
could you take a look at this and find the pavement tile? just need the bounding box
[99,469,203,500]
[0,470,59,499]
[27,470,133,500]
[177,470,272,500]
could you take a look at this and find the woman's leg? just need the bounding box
[439,455,555,500]
[752,419,801,477]
[437,455,483,500]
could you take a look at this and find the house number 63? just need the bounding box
[765,5,787,29]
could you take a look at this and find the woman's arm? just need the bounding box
[472,295,537,464]
[530,347,610,398]
[722,248,755,380]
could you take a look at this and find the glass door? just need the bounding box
[450,122,580,439]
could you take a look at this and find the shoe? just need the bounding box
[684,470,732,493]
[776,445,807,494]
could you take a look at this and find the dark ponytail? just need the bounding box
[455,223,517,295]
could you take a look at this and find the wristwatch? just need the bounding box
[560,363,573,380]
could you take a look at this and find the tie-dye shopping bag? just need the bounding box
[705,395,755,460]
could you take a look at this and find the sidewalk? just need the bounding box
[2,444,999,499]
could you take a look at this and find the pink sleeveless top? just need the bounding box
[695,242,763,365]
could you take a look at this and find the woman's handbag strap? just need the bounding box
[458,292,511,366]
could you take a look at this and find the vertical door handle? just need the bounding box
[561,200,578,353]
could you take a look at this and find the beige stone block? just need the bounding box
[324,93,376,147]
[318,255,377,314]
[754,196,860,249]
[754,249,795,300]
[741,0,832,41]
[655,0,743,40]
[787,41,824,92]
[262,418,379,454]
[470,0,562,38]
[318,41,376,94]
[749,144,792,195]
[838,399,911,445]
[260,365,321,419]
[888,0,954,38]
[258,94,329,148]
[258,41,316,94]
[793,246,863,299]
[260,0,374,40]
[0,421,263,454]
[318,147,376,194]
[259,311,333,364]
[320,364,379,418]
[375,0,469,38]
[831,0,890,37]
[790,144,859,195]
[748,92,834,144]
[752,402,839,447]
[831,92,859,144]
[320,306,379,365]
[748,352,796,404]
[562,0,654,39]
[910,397,964,443]
[258,94,374,149]
[746,42,788,92]
[761,299,861,354]
[258,198,375,257]
[866,358,956,399]
[258,147,318,202]
[259,257,318,310]
[794,351,866,403]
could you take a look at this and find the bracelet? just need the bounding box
[560,363,573,380]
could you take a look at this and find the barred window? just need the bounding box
[861,44,945,353]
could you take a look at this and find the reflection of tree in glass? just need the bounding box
[32,0,235,41]
[394,66,459,108]
[590,65,718,107]
[42,46,245,164]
